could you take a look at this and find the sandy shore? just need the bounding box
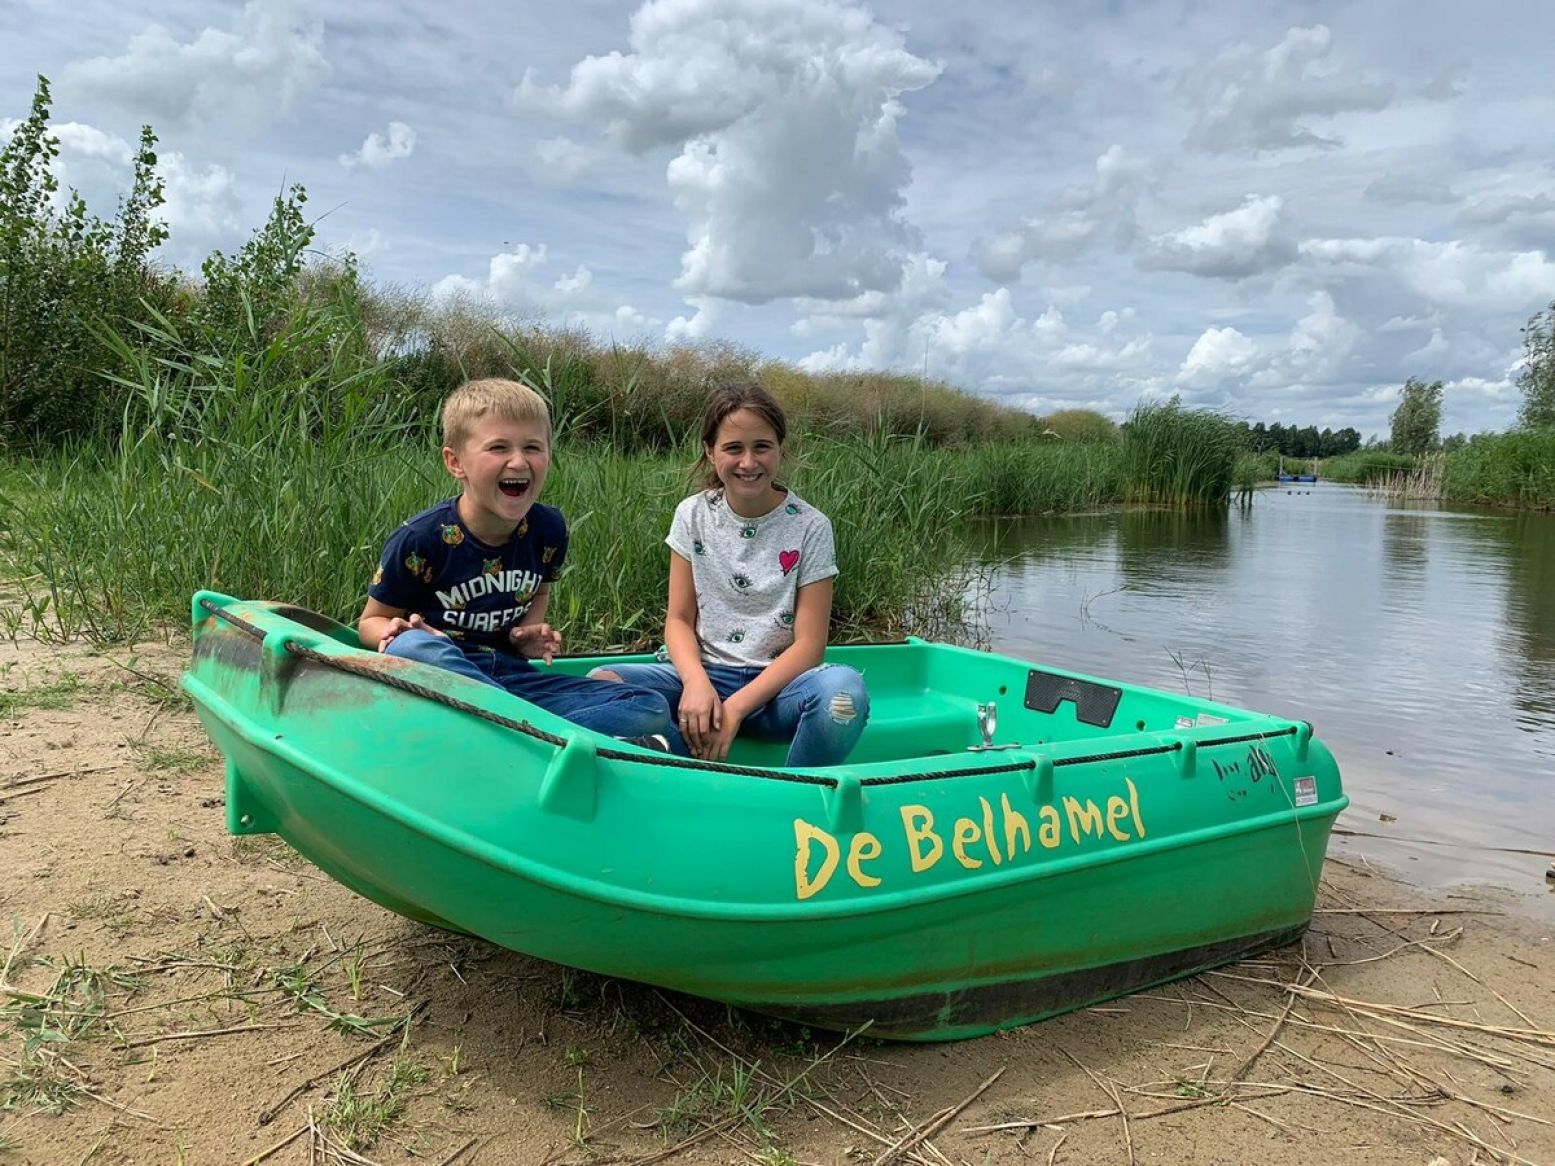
[2,634,1552,1166]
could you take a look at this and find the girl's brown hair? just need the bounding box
[693,381,788,490]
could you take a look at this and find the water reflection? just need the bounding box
[979,485,1555,912]
[1444,511,1555,750]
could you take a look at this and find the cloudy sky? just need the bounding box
[6,0,1555,437]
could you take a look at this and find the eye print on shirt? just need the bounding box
[785,502,799,515]
[731,573,752,591]
[441,524,464,546]
[693,539,706,555]
[776,611,794,627]
[728,628,746,644]
[740,525,757,540]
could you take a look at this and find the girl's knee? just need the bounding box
[588,668,624,682]
[816,666,869,724]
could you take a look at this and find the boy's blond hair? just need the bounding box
[441,378,552,450]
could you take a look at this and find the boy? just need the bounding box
[359,378,683,749]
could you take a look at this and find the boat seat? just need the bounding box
[854,691,983,762]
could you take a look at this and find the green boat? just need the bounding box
[184,591,1347,1041]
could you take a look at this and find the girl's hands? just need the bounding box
[510,622,563,665]
[677,681,723,757]
[700,704,746,762]
[376,612,445,652]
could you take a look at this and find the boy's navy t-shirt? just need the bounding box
[369,498,568,652]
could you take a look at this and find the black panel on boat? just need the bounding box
[1023,670,1121,728]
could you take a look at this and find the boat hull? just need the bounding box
[185,593,1347,1040]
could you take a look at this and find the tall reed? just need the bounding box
[1119,402,1241,506]
[1378,451,1447,503]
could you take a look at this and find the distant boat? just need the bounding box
[1276,456,1318,484]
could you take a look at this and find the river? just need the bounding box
[977,483,1555,916]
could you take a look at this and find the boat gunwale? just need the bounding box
[193,598,1313,786]
[186,670,1347,925]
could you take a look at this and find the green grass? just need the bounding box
[322,1058,428,1150]
[134,745,215,775]
[0,672,87,718]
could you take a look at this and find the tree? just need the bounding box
[1389,377,1443,456]
[1518,300,1555,429]
[0,75,169,445]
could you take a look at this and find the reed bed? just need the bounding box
[1375,451,1448,503]
[1442,428,1555,509]
[1319,451,1414,485]
[2,387,1260,647]
[1118,402,1242,506]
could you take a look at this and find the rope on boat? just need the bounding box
[197,599,1296,788]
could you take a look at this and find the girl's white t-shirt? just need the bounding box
[666,488,838,668]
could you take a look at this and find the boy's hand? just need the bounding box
[510,622,562,665]
[377,613,445,652]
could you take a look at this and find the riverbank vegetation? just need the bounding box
[0,79,1251,648]
[3,76,1553,649]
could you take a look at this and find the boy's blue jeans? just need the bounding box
[384,630,686,750]
[594,662,869,767]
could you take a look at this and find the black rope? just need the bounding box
[197,599,1299,791]
[201,599,840,785]
[858,761,1033,787]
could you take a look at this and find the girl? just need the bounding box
[594,383,868,766]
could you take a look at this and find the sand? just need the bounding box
[2,633,1552,1166]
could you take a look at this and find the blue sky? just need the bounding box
[6,0,1555,438]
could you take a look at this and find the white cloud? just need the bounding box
[430,243,552,310]
[1300,236,1555,311]
[158,153,243,240]
[800,284,1155,408]
[62,0,329,132]
[340,121,416,170]
[1177,327,1260,388]
[532,136,604,184]
[521,0,942,303]
[1406,327,1450,363]
[666,295,723,342]
[1142,195,1293,279]
[49,121,135,165]
[3,118,242,248]
[1185,25,1396,153]
[554,265,593,296]
[973,145,1147,281]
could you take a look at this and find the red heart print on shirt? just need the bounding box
[779,549,800,576]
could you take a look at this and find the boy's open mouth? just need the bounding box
[499,477,530,498]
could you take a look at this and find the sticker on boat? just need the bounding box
[1293,776,1318,807]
